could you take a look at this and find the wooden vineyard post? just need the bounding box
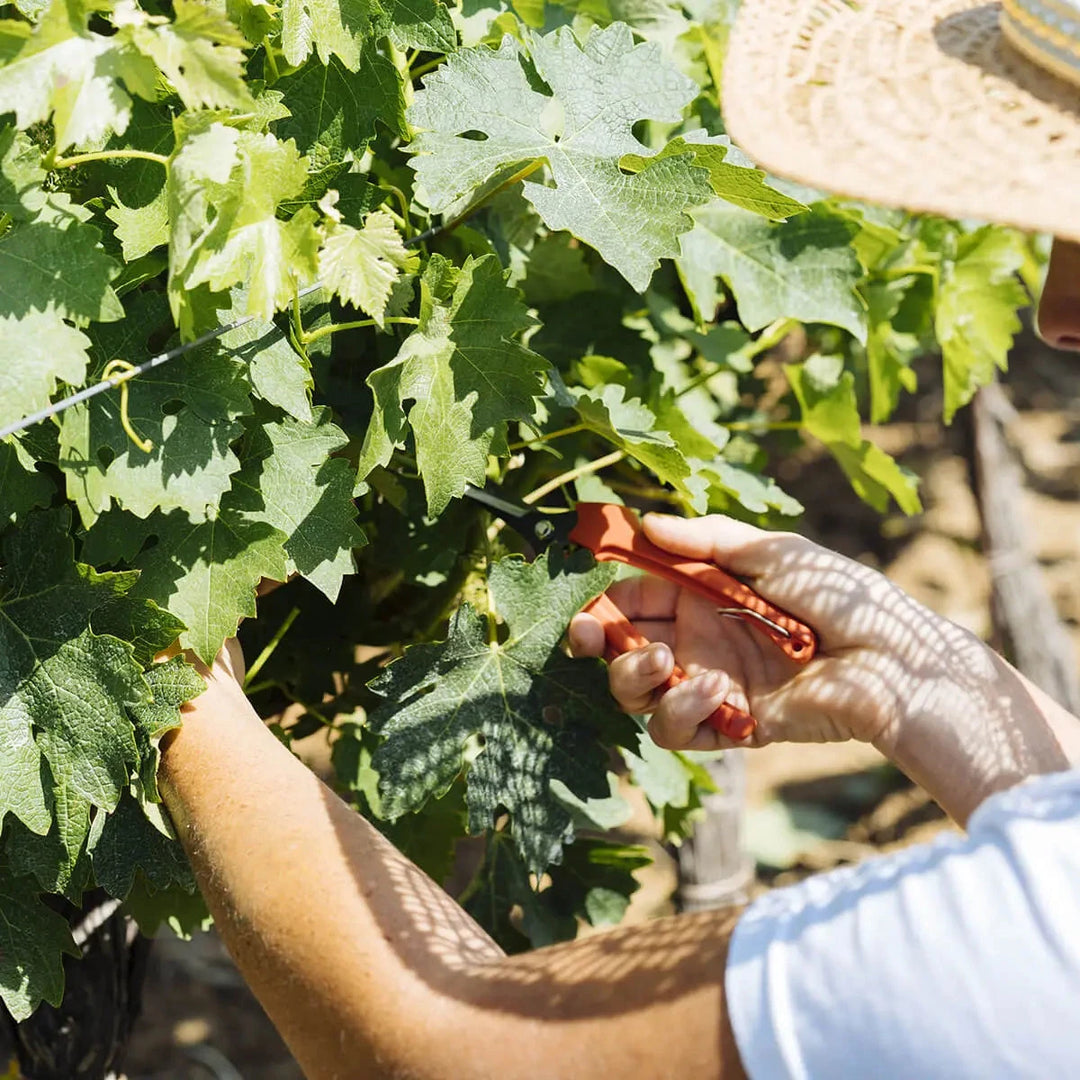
[968,381,1080,713]
[675,750,754,913]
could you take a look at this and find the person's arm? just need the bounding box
[159,646,746,1080]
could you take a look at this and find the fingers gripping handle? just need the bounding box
[583,593,756,741]
[569,504,817,663]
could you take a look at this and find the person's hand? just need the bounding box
[569,513,997,755]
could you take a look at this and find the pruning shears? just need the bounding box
[463,484,818,741]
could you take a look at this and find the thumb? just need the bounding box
[641,513,797,579]
[642,513,893,651]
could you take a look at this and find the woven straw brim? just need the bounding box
[723,0,1080,242]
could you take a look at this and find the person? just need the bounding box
[159,0,1080,1076]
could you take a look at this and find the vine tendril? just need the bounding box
[102,359,154,453]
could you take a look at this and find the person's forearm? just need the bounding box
[159,661,746,1080]
[874,634,1073,825]
[159,670,497,1079]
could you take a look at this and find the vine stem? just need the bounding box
[604,479,685,505]
[290,289,313,365]
[50,149,169,169]
[243,606,301,690]
[485,450,626,542]
[878,263,938,281]
[263,37,280,83]
[696,23,725,105]
[381,184,413,238]
[506,422,588,452]
[676,364,726,399]
[407,158,545,248]
[302,316,419,345]
[724,419,802,432]
[523,449,626,505]
[410,55,446,80]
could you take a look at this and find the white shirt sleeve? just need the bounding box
[725,768,1080,1080]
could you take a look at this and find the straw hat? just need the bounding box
[722,0,1080,241]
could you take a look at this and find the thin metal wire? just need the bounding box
[0,282,326,442]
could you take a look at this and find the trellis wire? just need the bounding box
[0,282,326,442]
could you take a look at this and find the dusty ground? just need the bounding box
[121,337,1080,1079]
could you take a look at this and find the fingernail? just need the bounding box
[641,644,668,676]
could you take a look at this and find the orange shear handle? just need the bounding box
[583,593,756,741]
[569,504,816,661]
[571,505,819,743]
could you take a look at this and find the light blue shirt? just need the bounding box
[726,769,1080,1078]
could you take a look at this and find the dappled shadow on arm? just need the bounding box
[732,531,1070,821]
[319,788,742,1074]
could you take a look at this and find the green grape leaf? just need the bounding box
[0,438,53,522]
[463,832,647,950]
[700,460,802,517]
[935,227,1027,423]
[230,407,365,602]
[382,0,457,52]
[106,185,168,262]
[227,0,279,43]
[213,287,313,422]
[550,772,632,832]
[518,231,595,305]
[574,384,709,511]
[622,732,711,810]
[0,864,77,1022]
[275,51,408,171]
[127,655,205,803]
[787,355,921,515]
[461,831,561,953]
[58,293,250,526]
[122,873,210,938]
[0,0,157,152]
[379,784,467,887]
[4,782,91,900]
[369,547,630,873]
[0,509,150,822]
[0,126,48,221]
[168,124,320,334]
[91,596,188,669]
[865,275,923,424]
[357,254,546,516]
[677,203,866,339]
[88,790,195,899]
[334,722,468,885]
[620,132,807,221]
[0,209,122,325]
[408,24,713,291]
[0,309,90,430]
[541,837,650,931]
[319,201,415,325]
[280,0,378,71]
[127,509,289,664]
[124,0,254,113]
